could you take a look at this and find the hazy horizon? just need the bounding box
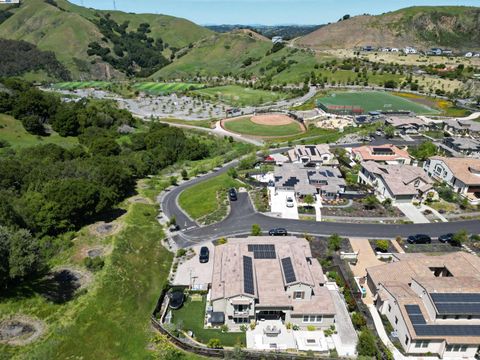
[70,0,479,26]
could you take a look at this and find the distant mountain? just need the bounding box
[297,6,480,50]
[206,24,324,40]
[0,0,213,80]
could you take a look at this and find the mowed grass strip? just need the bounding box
[178,173,242,220]
[192,85,288,106]
[173,297,245,347]
[223,117,303,137]
[27,202,173,359]
[317,91,439,114]
[132,82,204,94]
[0,114,79,149]
[52,81,111,90]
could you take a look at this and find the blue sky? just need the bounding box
[70,0,479,25]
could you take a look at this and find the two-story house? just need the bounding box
[287,145,338,166]
[210,237,336,331]
[358,161,435,203]
[367,252,480,359]
[350,144,412,165]
[441,137,480,158]
[424,156,480,205]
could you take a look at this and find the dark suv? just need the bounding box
[199,246,210,263]
[269,228,288,236]
[407,234,432,244]
[228,188,237,201]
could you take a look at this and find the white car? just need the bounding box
[286,197,294,208]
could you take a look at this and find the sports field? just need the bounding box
[316,91,440,115]
[132,82,205,94]
[222,115,304,137]
[192,85,289,106]
[52,81,112,90]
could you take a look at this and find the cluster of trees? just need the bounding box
[0,80,233,288]
[88,14,170,77]
[0,39,71,80]
[0,79,133,136]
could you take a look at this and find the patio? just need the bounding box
[246,320,296,351]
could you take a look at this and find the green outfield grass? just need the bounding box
[192,85,289,107]
[0,114,79,150]
[52,81,112,90]
[132,82,205,94]
[316,91,440,114]
[223,117,303,137]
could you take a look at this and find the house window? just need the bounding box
[415,340,430,348]
[388,304,391,312]
[303,315,322,323]
[395,316,398,325]
[294,291,304,300]
[405,336,409,346]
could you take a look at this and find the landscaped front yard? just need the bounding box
[171,296,246,347]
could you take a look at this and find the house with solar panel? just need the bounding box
[350,144,412,165]
[287,144,338,166]
[274,163,346,201]
[210,237,337,331]
[366,252,480,358]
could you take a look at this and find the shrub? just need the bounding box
[328,234,342,251]
[251,224,261,236]
[170,176,178,186]
[307,325,316,331]
[452,230,468,247]
[181,169,188,180]
[176,248,186,258]
[240,325,247,332]
[351,312,367,330]
[217,238,227,245]
[249,321,256,330]
[84,256,105,272]
[220,324,229,333]
[207,338,222,349]
[357,328,379,357]
[375,240,389,253]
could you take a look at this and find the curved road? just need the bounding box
[161,158,480,249]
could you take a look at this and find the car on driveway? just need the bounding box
[269,228,288,236]
[169,224,180,232]
[199,246,210,263]
[438,233,454,243]
[407,234,432,244]
[228,188,237,201]
[286,197,294,208]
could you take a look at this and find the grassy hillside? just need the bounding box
[298,6,480,50]
[152,32,272,79]
[0,0,213,80]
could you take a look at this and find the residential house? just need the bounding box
[424,156,480,205]
[366,252,480,359]
[404,46,417,54]
[288,144,338,166]
[385,116,429,134]
[444,119,480,137]
[358,161,435,203]
[350,144,412,165]
[441,137,480,158]
[210,237,336,330]
[274,163,346,201]
[264,153,289,166]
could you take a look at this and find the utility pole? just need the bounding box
[113,0,116,10]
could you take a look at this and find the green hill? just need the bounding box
[0,0,213,79]
[152,32,271,80]
[298,6,480,50]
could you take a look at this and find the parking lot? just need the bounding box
[172,243,214,290]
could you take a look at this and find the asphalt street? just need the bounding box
[161,158,480,248]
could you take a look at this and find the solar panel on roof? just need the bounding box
[243,256,255,295]
[431,293,480,303]
[247,244,276,259]
[436,303,480,315]
[281,257,296,284]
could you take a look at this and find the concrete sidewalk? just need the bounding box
[396,203,430,224]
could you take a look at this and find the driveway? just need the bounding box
[172,243,214,290]
[396,203,429,224]
[269,188,299,220]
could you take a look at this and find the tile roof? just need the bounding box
[352,144,410,162]
[429,156,480,185]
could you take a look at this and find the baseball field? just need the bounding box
[222,114,304,137]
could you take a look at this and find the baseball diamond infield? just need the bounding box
[221,114,305,137]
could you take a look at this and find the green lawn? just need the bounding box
[223,117,303,137]
[178,173,243,220]
[0,114,79,149]
[316,91,440,115]
[0,199,177,359]
[172,297,246,347]
[52,81,112,90]
[132,82,205,95]
[192,85,289,107]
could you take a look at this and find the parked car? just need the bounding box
[268,180,275,187]
[229,188,237,201]
[407,234,432,244]
[169,224,180,232]
[438,233,454,243]
[199,246,210,263]
[286,197,294,208]
[269,228,288,236]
